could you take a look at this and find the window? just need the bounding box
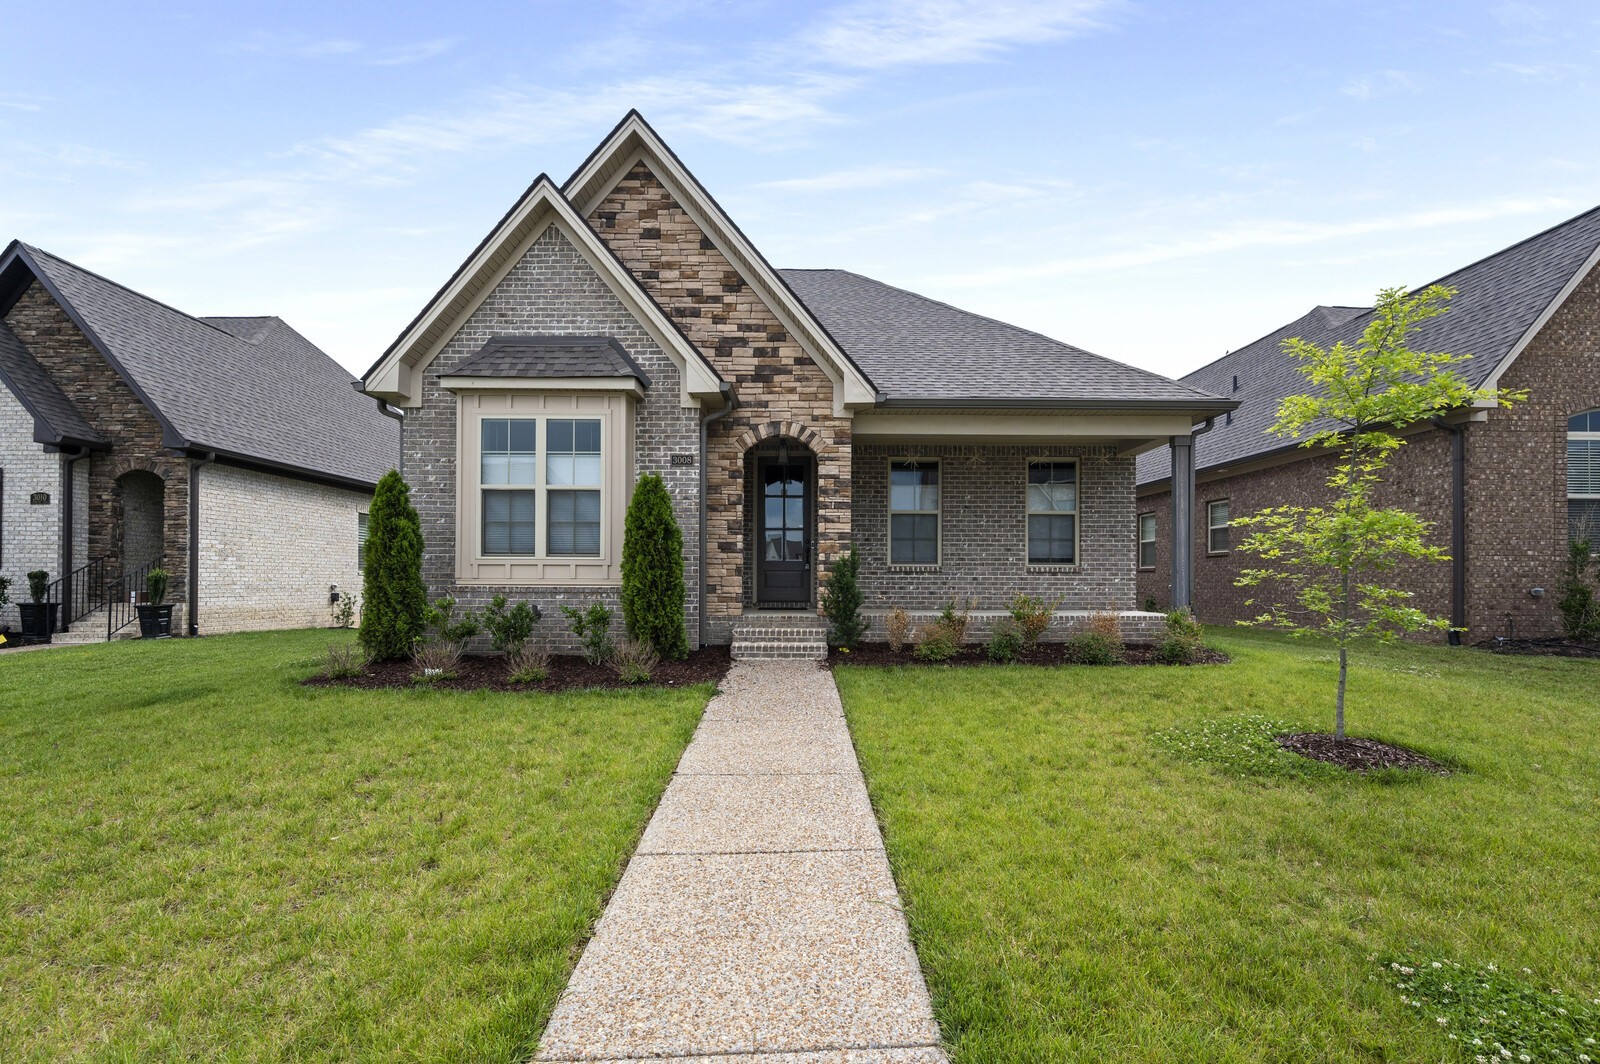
[546,419,602,555]
[1027,461,1077,565]
[888,460,939,565]
[1138,512,1157,569]
[1571,410,1600,545]
[481,418,538,554]
[357,511,369,570]
[1207,499,1231,554]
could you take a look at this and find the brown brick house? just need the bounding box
[0,243,398,641]
[361,112,1234,654]
[1135,206,1600,641]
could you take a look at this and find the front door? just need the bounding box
[756,459,811,607]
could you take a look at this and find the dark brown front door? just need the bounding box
[756,459,811,607]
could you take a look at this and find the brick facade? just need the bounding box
[586,163,850,642]
[0,381,62,629]
[853,442,1138,612]
[404,224,702,650]
[1139,264,1600,640]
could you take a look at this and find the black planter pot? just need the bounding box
[18,602,59,645]
[137,603,175,639]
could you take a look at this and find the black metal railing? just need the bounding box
[106,556,167,640]
[46,557,109,632]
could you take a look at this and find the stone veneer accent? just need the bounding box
[404,224,701,650]
[853,442,1138,612]
[3,282,190,603]
[196,462,370,634]
[1138,262,1600,640]
[588,163,850,643]
[0,381,62,629]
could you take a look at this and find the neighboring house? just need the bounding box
[0,241,400,640]
[1136,206,1600,641]
[362,112,1234,653]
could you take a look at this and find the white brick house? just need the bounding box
[0,243,398,640]
[362,114,1235,652]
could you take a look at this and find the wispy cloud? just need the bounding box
[759,164,944,192]
[801,0,1118,69]
[227,32,456,66]
[0,92,47,112]
[1341,69,1419,100]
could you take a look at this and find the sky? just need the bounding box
[4,0,1599,381]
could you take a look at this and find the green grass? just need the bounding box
[837,630,1600,1062]
[0,629,709,1062]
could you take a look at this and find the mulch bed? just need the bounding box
[303,645,731,693]
[1275,732,1451,774]
[829,642,1231,667]
[1475,637,1600,659]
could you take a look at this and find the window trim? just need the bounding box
[357,510,369,572]
[1569,409,1600,547]
[886,457,942,569]
[1138,511,1157,571]
[1025,457,1080,569]
[1206,498,1231,556]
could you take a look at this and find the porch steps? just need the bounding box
[49,609,137,645]
[730,614,829,661]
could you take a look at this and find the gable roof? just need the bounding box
[1137,203,1600,486]
[562,111,880,411]
[363,175,722,408]
[0,318,105,448]
[0,241,398,488]
[444,335,651,384]
[782,268,1234,409]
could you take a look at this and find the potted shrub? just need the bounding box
[18,570,58,644]
[137,568,175,638]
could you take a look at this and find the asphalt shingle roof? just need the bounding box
[0,318,104,447]
[1136,204,1600,485]
[446,335,652,385]
[21,246,399,487]
[779,268,1230,407]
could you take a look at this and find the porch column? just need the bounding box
[1170,434,1194,610]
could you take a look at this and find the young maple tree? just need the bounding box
[1233,284,1523,739]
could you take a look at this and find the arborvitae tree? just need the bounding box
[360,470,428,661]
[822,545,867,649]
[620,473,689,660]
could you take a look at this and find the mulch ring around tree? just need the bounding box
[303,645,731,693]
[1275,732,1451,774]
[828,643,1231,667]
[1475,637,1600,659]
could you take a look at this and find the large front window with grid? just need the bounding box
[1027,461,1077,565]
[479,416,603,557]
[1571,410,1600,546]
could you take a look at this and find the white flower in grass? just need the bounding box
[1433,962,1444,969]
[1518,1055,1530,1063]
[1438,1017,1449,1026]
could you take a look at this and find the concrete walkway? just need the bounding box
[536,661,947,1063]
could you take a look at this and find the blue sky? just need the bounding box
[4,1,1598,379]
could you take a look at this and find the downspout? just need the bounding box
[187,452,216,637]
[1170,416,1217,611]
[697,383,736,648]
[373,396,406,478]
[1431,417,1467,646]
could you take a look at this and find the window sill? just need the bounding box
[888,564,941,573]
[1137,566,1156,572]
[1027,564,1081,574]
[1206,551,1231,558]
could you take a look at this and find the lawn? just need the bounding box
[0,629,708,1062]
[837,630,1600,1062]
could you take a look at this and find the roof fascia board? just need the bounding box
[7,245,190,449]
[1483,238,1600,392]
[872,397,1238,415]
[563,116,880,414]
[364,180,721,408]
[854,410,1197,441]
[203,448,381,493]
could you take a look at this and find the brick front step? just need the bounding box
[731,615,829,661]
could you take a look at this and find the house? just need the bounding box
[361,112,1234,654]
[1135,205,1600,642]
[0,241,400,640]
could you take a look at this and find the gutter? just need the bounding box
[872,396,1239,414]
[356,379,407,479]
[697,383,736,648]
[187,451,216,637]
[1430,417,1468,646]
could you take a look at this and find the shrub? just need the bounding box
[412,639,462,682]
[320,642,366,680]
[884,607,912,652]
[423,596,480,645]
[937,597,975,644]
[483,595,541,654]
[1008,593,1059,648]
[561,602,616,665]
[506,644,551,685]
[985,618,1025,663]
[331,592,358,629]
[1064,615,1126,665]
[1557,537,1600,641]
[0,574,12,610]
[146,568,169,605]
[611,639,659,685]
[913,622,960,662]
[822,545,868,649]
[27,570,49,603]
[1156,608,1206,665]
[620,473,689,660]
[1144,595,1160,613]
[360,470,428,661]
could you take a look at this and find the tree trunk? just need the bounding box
[1335,645,1347,740]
